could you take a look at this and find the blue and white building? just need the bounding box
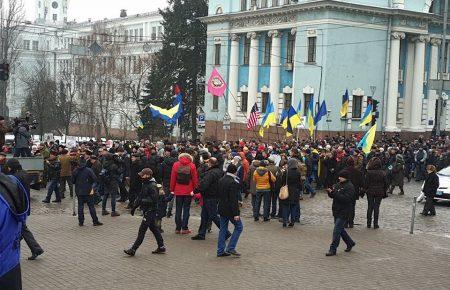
[201,0,450,139]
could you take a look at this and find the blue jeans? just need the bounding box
[102,191,117,212]
[330,217,355,253]
[78,195,99,224]
[304,179,315,194]
[175,195,192,231]
[198,199,220,238]
[217,216,243,255]
[270,189,279,216]
[281,202,300,224]
[253,190,271,219]
[45,179,60,201]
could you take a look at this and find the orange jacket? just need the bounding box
[253,167,276,191]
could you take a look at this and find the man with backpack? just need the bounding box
[170,152,199,234]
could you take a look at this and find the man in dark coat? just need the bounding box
[127,153,144,209]
[217,164,243,257]
[159,149,177,217]
[72,157,103,226]
[421,165,439,216]
[4,158,44,261]
[325,170,356,256]
[192,157,226,240]
[42,151,61,203]
[341,158,363,228]
[101,154,121,217]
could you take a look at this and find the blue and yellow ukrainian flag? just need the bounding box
[150,103,181,125]
[259,99,276,137]
[358,123,377,154]
[307,97,315,137]
[359,102,373,127]
[340,89,349,118]
[282,106,301,129]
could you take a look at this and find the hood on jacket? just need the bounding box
[256,167,268,176]
[179,153,193,165]
[0,173,28,216]
[238,152,246,160]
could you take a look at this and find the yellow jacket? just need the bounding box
[253,167,276,191]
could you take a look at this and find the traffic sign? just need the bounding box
[223,112,231,130]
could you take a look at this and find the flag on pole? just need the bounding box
[136,119,144,129]
[247,103,260,130]
[307,97,315,137]
[286,117,294,137]
[172,84,183,120]
[359,102,373,127]
[149,103,181,125]
[282,106,301,129]
[358,123,377,154]
[314,100,327,125]
[207,67,227,97]
[296,98,302,117]
[279,109,288,126]
[259,98,276,137]
[340,89,349,118]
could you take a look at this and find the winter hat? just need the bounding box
[338,169,351,180]
[138,168,153,178]
[346,157,355,167]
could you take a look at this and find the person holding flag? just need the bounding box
[307,96,315,138]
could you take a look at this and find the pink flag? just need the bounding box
[207,67,227,97]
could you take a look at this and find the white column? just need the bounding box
[427,38,441,130]
[247,32,259,116]
[228,34,240,121]
[385,32,405,132]
[268,30,281,118]
[402,38,415,129]
[409,35,429,131]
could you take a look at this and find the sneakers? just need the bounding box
[28,249,44,260]
[111,212,120,217]
[152,247,166,254]
[226,250,241,257]
[93,221,103,226]
[124,248,136,256]
[191,235,205,240]
[102,210,110,216]
[181,229,192,235]
[345,243,356,252]
[288,223,294,228]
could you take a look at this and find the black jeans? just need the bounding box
[78,195,99,224]
[0,264,21,290]
[423,196,436,215]
[119,180,128,201]
[22,223,43,255]
[348,200,356,226]
[175,195,192,231]
[367,194,382,226]
[132,210,164,250]
[198,198,220,238]
[60,176,73,197]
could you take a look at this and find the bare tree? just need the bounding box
[0,0,24,116]
[56,62,79,139]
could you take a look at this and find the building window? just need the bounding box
[261,0,268,8]
[284,93,292,110]
[134,29,139,42]
[261,92,270,113]
[139,28,143,41]
[272,0,279,6]
[352,95,363,119]
[152,27,157,40]
[251,0,257,8]
[287,34,295,64]
[303,93,313,116]
[212,95,219,110]
[241,0,247,11]
[243,37,251,65]
[214,43,221,66]
[23,40,30,50]
[283,0,291,4]
[32,40,38,51]
[263,37,271,64]
[53,14,57,21]
[241,92,248,112]
[158,26,163,38]
[124,30,128,42]
[216,7,223,14]
[307,36,317,63]
[445,42,449,73]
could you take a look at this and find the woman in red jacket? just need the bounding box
[170,153,199,234]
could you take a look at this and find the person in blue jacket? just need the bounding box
[0,172,29,290]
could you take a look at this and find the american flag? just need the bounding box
[247,103,260,130]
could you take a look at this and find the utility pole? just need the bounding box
[436,0,449,136]
[0,0,6,117]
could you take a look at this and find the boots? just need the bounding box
[124,248,136,256]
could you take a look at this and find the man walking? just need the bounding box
[72,157,103,227]
[217,164,243,257]
[325,170,356,256]
[42,151,61,203]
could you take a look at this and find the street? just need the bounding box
[21,180,450,289]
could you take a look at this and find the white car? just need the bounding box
[419,166,450,202]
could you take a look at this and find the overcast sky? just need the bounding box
[24,0,169,22]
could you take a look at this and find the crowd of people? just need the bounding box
[1,133,449,288]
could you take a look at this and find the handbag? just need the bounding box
[279,169,289,200]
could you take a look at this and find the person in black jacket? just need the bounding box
[42,151,61,203]
[72,157,103,227]
[101,154,121,217]
[364,158,388,229]
[325,170,356,256]
[124,168,166,256]
[217,164,243,257]
[192,158,226,241]
[126,153,144,210]
[160,149,177,218]
[4,158,44,261]
[421,165,439,216]
[279,158,302,227]
[341,158,364,228]
[116,148,130,202]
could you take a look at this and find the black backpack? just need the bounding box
[176,165,191,185]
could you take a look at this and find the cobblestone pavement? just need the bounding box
[20,181,450,289]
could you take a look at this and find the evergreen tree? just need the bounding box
[141,0,207,140]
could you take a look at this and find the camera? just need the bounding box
[11,112,38,130]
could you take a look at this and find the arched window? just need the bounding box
[216,6,223,15]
